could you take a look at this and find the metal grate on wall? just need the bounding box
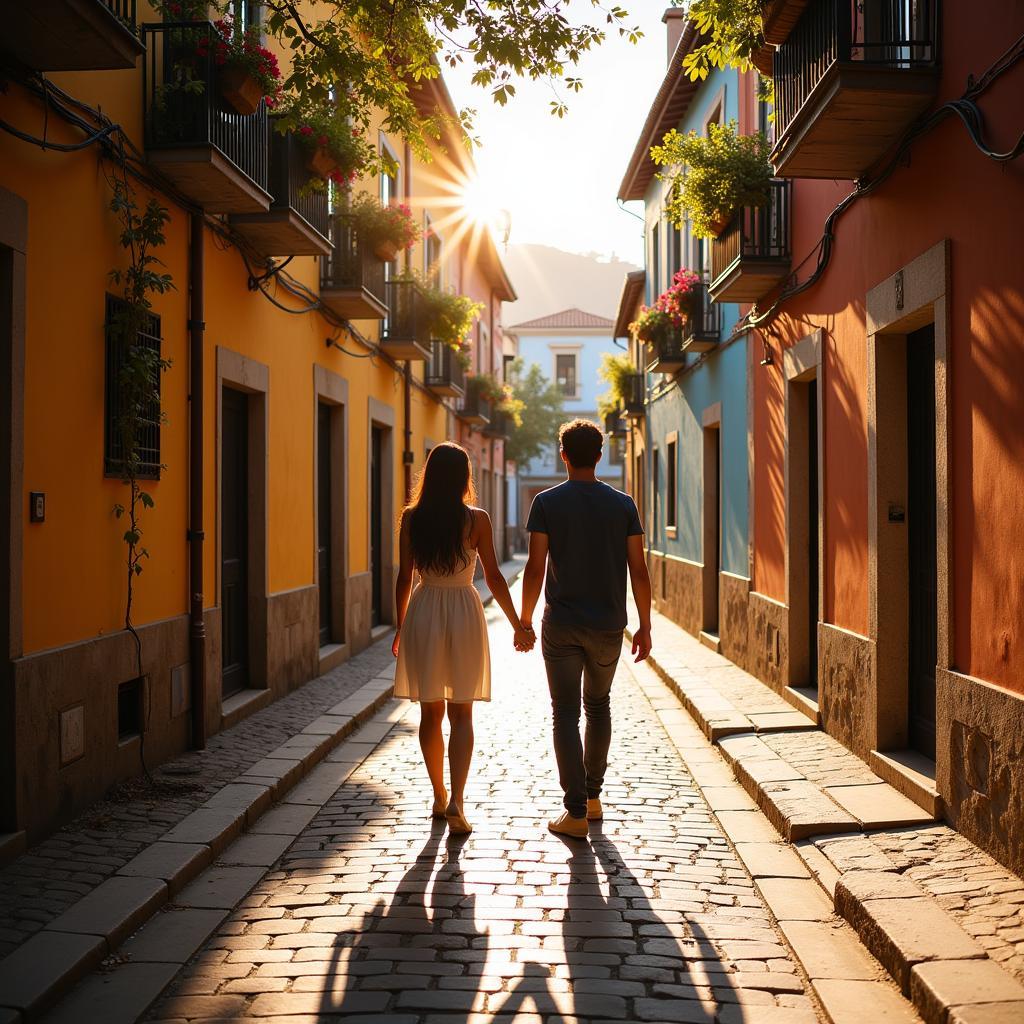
[104,293,162,479]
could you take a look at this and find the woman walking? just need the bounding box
[393,442,534,834]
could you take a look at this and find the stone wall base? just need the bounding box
[747,591,788,694]
[720,572,750,672]
[818,622,876,760]
[649,552,702,636]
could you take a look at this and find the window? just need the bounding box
[651,447,660,539]
[424,221,442,284]
[233,0,261,29]
[503,353,516,383]
[666,434,678,532]
[651,222,661,294]
[104,294,162,479]
[555,353,577,397]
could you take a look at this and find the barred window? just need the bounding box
[104,294,162,479]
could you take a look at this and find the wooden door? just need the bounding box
[907,324,937,758]
[808,379,820,690]
[370,425,384,627]
[221,387,249,698]
[317,402,332,647]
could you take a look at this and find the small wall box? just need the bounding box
[29,491,45,523]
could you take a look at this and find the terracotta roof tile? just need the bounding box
[509,308,615,330]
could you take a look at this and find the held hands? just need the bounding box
[391,631,400,658]
[513,622,536,653]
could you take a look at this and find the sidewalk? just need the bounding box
[628,604,1024,1024]
[0,560,524,1022]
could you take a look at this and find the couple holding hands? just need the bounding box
[392,419,653,838]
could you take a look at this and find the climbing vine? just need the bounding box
[107,176,174,684]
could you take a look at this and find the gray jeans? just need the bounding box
[541,621,623,819]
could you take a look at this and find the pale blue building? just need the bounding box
[507,308,626,548]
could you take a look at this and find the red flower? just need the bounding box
[317,134,328,147]
[299,125,313,136]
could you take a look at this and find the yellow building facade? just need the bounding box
[0,1,514,846]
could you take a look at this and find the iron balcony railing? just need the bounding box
[107,0,137,30]
[683,283,721,347]
[774,0,940,141]
[320,214,385,300]
[711,179,792,285]
[142,22,269,192]
[604,409,626,436]
[484,410,513,440]
[269,129,329,241]
[382,279,431,349]
[425,341,466,394]
[459,377,492,423]
[622,373,646,416]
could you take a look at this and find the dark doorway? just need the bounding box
[221,387,249,698]
[807,379,820,690]
[703,426,720,636]
[317,402,332,647]
[370,425,385,627]
[906,324,937,758]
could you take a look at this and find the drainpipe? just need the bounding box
[402,141,413,501]
[188,212,207,749]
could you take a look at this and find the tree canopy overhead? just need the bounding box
[263,0,642,172]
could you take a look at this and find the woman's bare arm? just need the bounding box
[392,510,415,656]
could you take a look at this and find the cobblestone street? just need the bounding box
[135,595,857,1024]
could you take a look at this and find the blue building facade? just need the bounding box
[507,308,626,548]
[615,11,752,666]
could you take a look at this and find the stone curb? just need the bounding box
[0,672,396,1023]
[629,632,1024,1024]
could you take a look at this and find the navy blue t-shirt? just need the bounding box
[526,480,644,631]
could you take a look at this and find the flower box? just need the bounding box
[220,65,263,116]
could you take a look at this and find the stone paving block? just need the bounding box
[217,833,294,868]
[748,712,816,732]
[835,869,925,906]
[45,875,166,947]
[282,761,357,805]
[701,787,759,812]
[248,991,392,1015]
[794,840,842,897]
[778,920,881,981]
[246,802,320,836]
[203,783,273,825]
[756,877,835,922]
[755,779,860,841]
[116,842,211,892]
[949,1002,1024,1024]
[812,979,922,1024]
[844,897,986,993]
[717,1005,818,1023]
[39,960,179,1024]
[733,843,811,880]
[0,931,105,1013]
[910,959,1024,1024]
[120,908,228,963]
[237,757,304,785]
[149,993,248,1018]
[160,807,247,850]
[300,714,352,736]
[175,866,265,910]
[824,783,936,829]
[715,811,781,844]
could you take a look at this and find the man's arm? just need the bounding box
[626,533,652,662]
[520,530,548,629]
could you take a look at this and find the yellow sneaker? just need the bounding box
[586,798,603,821]
[548,811,589,839]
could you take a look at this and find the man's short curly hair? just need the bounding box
[558,419,603,469]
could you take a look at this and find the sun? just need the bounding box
[459,175,506,237]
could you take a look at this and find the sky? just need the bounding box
[443,1,671,265]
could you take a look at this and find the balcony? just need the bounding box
[771,0,940,179]
[484,410,513,440]
[604,410,626,437]
[319,215,387,320]
[230,130,331,257]
[710,179,792,303]
[622,374,646,419]
[5,0,143,71]
[381,280,431,361]
[425,341,466,398]
[457,379,492,428]
[143,22,271,213]
[645,327,686,374]
[682,284,721,353]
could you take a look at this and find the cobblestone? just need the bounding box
[144,611,823,1022]
[0,640,395,957]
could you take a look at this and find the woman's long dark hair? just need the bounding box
[404,442,477,575]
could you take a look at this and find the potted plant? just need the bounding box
[631,269,702,343]
[652,120,771,239]
[209,18,283,116]
[598,352,636,410]
[420,284,482,349]
[283,108,373,191]
[349,193,420,262]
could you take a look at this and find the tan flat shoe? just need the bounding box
[445,805,472,835]
[548,811,589,839]
[587,798,603,822]
[431,788,449,819]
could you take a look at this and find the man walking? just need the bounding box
[519,419,652,838]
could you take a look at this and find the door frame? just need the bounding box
[216,348,269,697]
[866,240,951,757]
[784,329,824,690]
[0,188,26,833]
[367,397,395,627]
[701,402,722,635]
[313,366,348,650]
